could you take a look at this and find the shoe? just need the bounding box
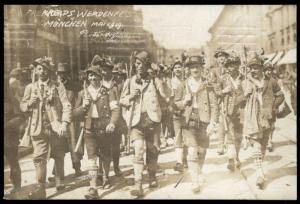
[102,178,111,189]
[74,169,82,177]
[28,186,46,200]
[114,167,123,177]
[56,184,65,191]
[48,176,55,183]
[173,163,184,173]
[256,177,264,189]
[96,176,103,188]
[267,144,273,152]
[130,182,143,197]
[183,161,188,168]
[191,183,201,194]
[227,159,235,171]
[84,187,99,200]
[217,145,225,155]
[235,159,241,169]
[149,177,158,188]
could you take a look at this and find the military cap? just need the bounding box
[57,63,69,73]
[214,48,230,58]
[32,58,53,71]
[85,65,102,77]
[135,51,151,66]
[9,68,22,77]
[185,56,205,67]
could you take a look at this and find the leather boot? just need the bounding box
[148,172,158,188]
[130,163,144,197]
[102,160,111,189]
[227,159,235,171]
[10,165,21,192]
[188,161,201,194]
[55,159,65,191]
[73,162,82,177]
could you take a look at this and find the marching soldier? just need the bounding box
[120,51,171,197]
[219,55,245,171]
[20,58,72,199]
[242,53,284,189]
[73,65,120,199]
[210,48,230,155]
[174,56,218,193]
[56,63,83,176]
[170,60,188,172]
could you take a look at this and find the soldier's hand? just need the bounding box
[82,97,91,109]
[106,123,115,133]
[129,89,140,100]
[29,95,39,107]
[59,122,68,137]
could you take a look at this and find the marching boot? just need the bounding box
[130,163,144,197]
[148,172,158,188]
[227,159,235,171]
[55,159,65,191]
[73,162,82,177]
[188,161,201,194]
[85,169,99,199]
[10,165,21,194]
[28,161,47,200]
[267,141,273,152]
[113,155,122,177]
[173,148,184,172]
[217,144,225,155]
[254,156,265,189]
[97,159,103,187]
[173,163,184,172]
[102,160,112,189]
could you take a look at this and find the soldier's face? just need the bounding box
[190,65,203,78]
[173,64,183,77]
[102,67,112,79]
[36,65,49,81]
[135,59,147,77]
[250,65,263,79]
[217,56,226,67]
[227,64,238,75]
[88,72,101,86]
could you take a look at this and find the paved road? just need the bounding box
[4,114,297,200]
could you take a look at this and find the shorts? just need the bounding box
[182,121,209,148]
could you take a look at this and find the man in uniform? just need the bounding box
[242,53,284,189]
[120,51,171,197]
[174,56,218,193]
[170,60,188,172]
[210,48,230,155]
[20,58,71,199]
[73,65,120,199]
[219,55,245,171]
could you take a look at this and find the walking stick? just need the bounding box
[125,51,137,155]
[74,80,87,153]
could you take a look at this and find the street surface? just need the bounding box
[4,114,297,200]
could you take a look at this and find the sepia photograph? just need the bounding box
[3,4,297,200]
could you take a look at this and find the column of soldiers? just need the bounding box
[4,47,287,199]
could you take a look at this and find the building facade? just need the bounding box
[207,5,268,67]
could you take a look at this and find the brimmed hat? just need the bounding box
[214,48,230,58]
[100,59,114,70]
[33,58,51,70]
[91,55,102,66]
[247,53,264,67]
[225,56,241,67]
[186,56,205,67]
[172,60,183,68]
[135,51,151,66]
[85,65,102,77]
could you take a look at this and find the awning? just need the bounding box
[278,48,296,65]
[271,51,284,65]
[263,52,277,64]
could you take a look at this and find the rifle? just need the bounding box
[19,67,36,147]
[74,80,87,153]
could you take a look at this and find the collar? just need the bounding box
[38,78,50,89]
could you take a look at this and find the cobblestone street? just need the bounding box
[4,114,297,200]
